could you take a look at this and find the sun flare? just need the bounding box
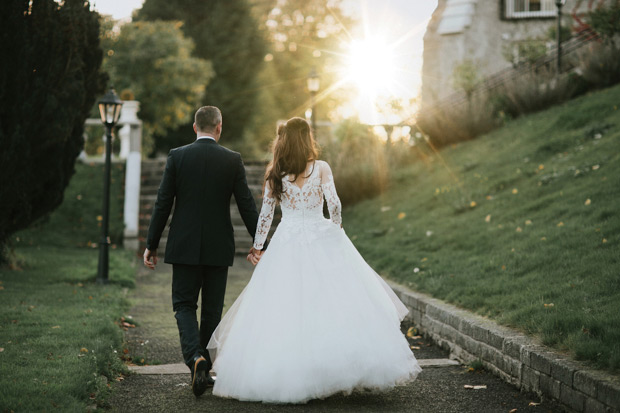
[345,36,396,98]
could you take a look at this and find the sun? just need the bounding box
[345,36,396,98]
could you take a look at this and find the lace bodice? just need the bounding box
[253,160,342,250]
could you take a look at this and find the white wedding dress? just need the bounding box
[207,160,421,404]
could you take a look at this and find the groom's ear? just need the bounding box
[193,123,198,134]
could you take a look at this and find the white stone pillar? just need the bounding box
[118,101,140,160]
[121,101,142,251]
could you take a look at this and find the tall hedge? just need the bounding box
[0,0,106,259]
[137,0,266,149]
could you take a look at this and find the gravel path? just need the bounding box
[107,258,564,413]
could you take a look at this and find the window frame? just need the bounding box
[503,0,557,19]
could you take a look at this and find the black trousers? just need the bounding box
[172,263,228,369]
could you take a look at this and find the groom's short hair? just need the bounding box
[195,106,222,132]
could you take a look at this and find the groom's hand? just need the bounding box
[143,248,157,270]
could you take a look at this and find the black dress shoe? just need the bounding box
[191,356,209,397]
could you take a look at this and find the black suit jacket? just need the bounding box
[146,138,259,266]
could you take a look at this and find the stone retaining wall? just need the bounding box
[389,283,620,413]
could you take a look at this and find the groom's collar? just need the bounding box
[196,134,216,142]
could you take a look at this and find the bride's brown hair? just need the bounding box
[265,117,319,202]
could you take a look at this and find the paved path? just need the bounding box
[107,258,563,412]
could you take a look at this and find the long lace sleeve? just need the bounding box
[253,183,276,250]
[320,162,342,226]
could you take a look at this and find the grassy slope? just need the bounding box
[0,162,135,411]
[344,84,620,371]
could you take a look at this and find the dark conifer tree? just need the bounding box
[0,0,106,260]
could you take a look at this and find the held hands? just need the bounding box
[143,248,157,270]
[247,247,263,266]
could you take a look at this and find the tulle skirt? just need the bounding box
[207,218,422,404]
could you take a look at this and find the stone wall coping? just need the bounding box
[388,281,620,413]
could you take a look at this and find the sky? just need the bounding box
[91,0,438,124]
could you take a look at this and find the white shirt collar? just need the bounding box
[196,135,216,142]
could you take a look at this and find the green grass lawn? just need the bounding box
[0,161,135,411]
[344,84,620,372]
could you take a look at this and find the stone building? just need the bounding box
[421,0,607,108]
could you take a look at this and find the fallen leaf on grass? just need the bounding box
[602,238,608,243]
[557,222,564,227]
[464,385,487,390]
[512,188,518,194]
[0,348,4,352]
[397,212,406,220]
[0,286,4,291]
[380,206,392,212]
[509,409,518,413]
[529,401,541,406]
[470,201,477,208]
[80,348,89,353]
[543,303,554,308]
[516,227,522,232]
[406,327,418,338]
[485,214,491,223]
[410,346,421,350]
[525,220,532,225]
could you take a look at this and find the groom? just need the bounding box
[143,106,263,397]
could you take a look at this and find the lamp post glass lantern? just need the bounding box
[97,87,123,284]
[555,0,566,75]
[307,68,320,132]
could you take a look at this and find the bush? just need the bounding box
[575,42,620,89]
[496,67,580,118]
[416,90,502,148]
[0,0,106,261]
[321,119,388,206]
[587,3,620,42]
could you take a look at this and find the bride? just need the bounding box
[207,117,421,404]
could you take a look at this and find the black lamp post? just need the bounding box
[555,0,566,75]
[307,67,320,133]
[97,87,123,284]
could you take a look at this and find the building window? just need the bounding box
[505,0,556,19]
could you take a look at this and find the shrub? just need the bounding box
[587,3,620,43]
[575,42,620,89]
[0,0,106,262]
[496,67,580,118]
[416,90,501,148]
[321,119,388,206]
